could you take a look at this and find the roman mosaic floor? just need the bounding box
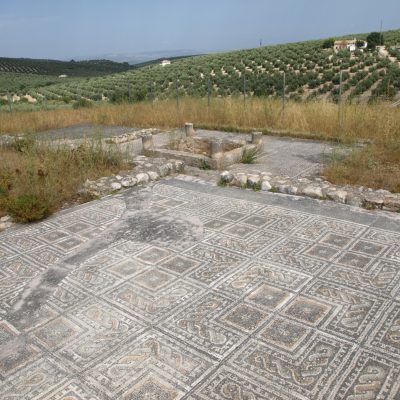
[0,179,399,399]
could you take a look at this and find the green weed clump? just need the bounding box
[200,159,211,170]
[7,194,51,222]
[240,147,259,164]
[0,138,128,222]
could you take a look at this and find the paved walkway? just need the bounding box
[0,180,399,399]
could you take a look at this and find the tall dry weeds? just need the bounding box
[1,98,399,143]
[0,137,129,221]
[0,97,399,193]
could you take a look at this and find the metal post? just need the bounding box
[207,77,211,109]
[243,74,246,108]
[147,82,150,102]
[7,92,12,112]
[282,72,286,116]
[128,82,131,102]
[176,79,179,110]
[338,70,343,130]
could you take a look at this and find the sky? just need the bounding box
[0,0,399,60]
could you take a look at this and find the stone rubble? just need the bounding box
[0,215,15,231]
[220,171,400,212]
[79,156,184,198]
[104,128,160,144]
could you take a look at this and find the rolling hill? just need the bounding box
[2,29,400,105]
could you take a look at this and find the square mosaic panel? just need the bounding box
[229,335,352,399]
[160,293,245,359]
[84,331,215,398]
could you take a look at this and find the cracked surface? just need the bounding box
[0,180,399,399]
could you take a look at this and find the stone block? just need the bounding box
[136,173,150,184]
[148,171,160,181]
[220,171,234,184]
[110,182,122,191]
[383,195,400,211]
[142,134,154,151]
[303,186,323,198]
[185,123,195,137]
[363,194,384,210]
[247,174,261,188]
[261,180,272,191]
[234,173,248,187]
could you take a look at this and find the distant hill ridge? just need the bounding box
[0,57,134,76]
[1,29,399,103]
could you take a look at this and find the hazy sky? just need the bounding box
[1,0,399,59]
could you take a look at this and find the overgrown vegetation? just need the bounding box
[3,97,397,143]
[323,139,400,193]
[0,138,129,222]
[0,95,399,205]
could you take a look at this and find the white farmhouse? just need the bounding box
[334,38,367,52]
[160,59,171,67]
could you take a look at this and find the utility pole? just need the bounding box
[380,20,383,45]
[128,81,131,102]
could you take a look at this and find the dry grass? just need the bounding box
[0,138,129,221]
[1,98,399,143]
[0,97,399,194]
[323,140,400,193]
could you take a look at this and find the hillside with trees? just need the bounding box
[1,29,399,107]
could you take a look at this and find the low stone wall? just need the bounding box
[147,140,258,170]
[80,156,185,197]
[105,128,160,144]
[144,127,260,170]
[147,148,212,168]
[220,171,400,212]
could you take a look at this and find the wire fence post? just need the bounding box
[207,77,211,110]
[243,74,246,109]
[128,81,131,103]
[338,70,343,131]
[176,79,179,110]
[7,92,12,113]
[282,72,286,120]
[149,82,154,107]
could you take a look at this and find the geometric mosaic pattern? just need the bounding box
[0,180,399,399]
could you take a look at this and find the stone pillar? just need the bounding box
[142,133,153,152]
[211,139,223,159]
[185,123,195,138]
[251,132,263,146]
